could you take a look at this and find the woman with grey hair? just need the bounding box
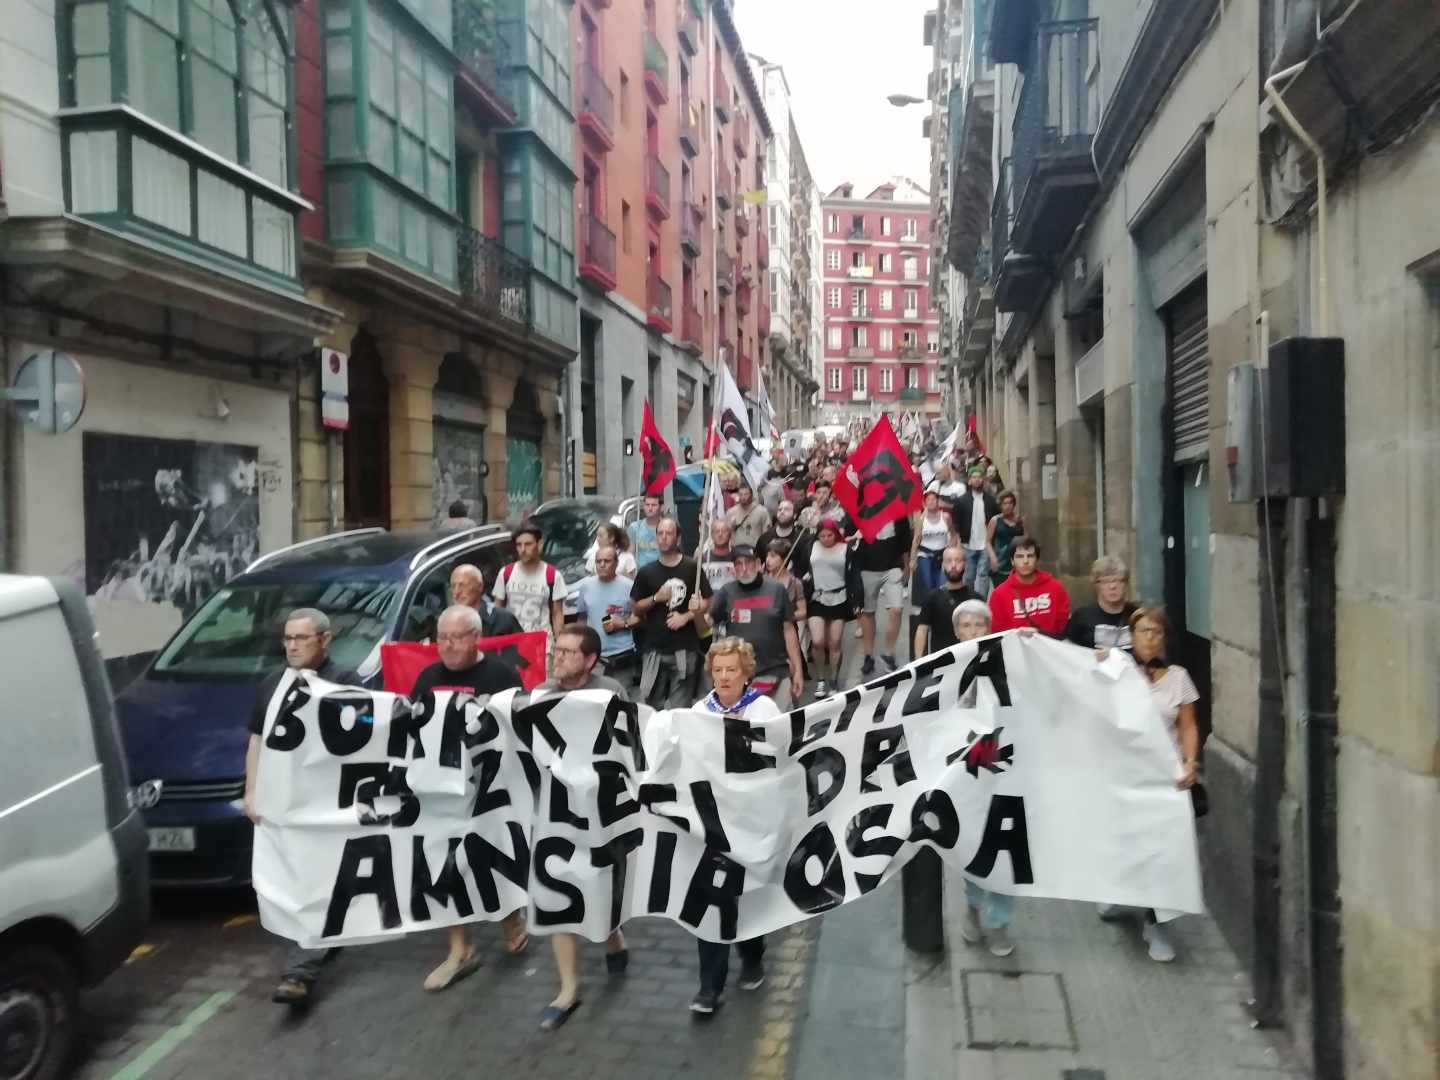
[949,599,1019,957]
[1064,555,1137,650]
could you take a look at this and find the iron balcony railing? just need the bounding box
[646,154,671,211]
[990,157,1012,282]
[580,212,616,280]
[453,0,512,106]
[647,272,673,328]
[972,242,992,286]
[578,61,615,138]
[682,302,704,349]
[644,31,669,89]
[458,227,529,329]
[680,201,703,253]
[1012,19,1099,213]
[716,250,735,293]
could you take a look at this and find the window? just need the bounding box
[828,326,842,349]
[826,248,841,271]
[852,367,866,393]
[827,286,841,309]
[927,330,939,353]
[903,255,918,280]
[880,215,891,236]
[621,200,632,253]
[929,366,939,389]
[879,327,893,351]
[828,365,842,391]
[904,288,919,313]
[879,368,893,392]
[903,329,918,349]
[879,288,892,310]
[620,70,631,124]
[849,287,865,310]
[826,212,838,233]
[906,367,920,389]
[366,9,453,211]
[902,218,917,239]
[850,251,864,269]
[97,0,292,184]
[850,326,866,348]
[880,252,892,273]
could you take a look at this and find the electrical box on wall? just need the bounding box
[1225,337,1346,502]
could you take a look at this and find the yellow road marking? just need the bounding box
[222,914,257,929]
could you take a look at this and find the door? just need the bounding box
[506,381,545,519]
[1163,283,1212,740]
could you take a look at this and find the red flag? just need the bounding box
[639,399,676,496]
[380,631,549,695]
[965,412,986,456]
[703,419,720,458]
[833,415,925,542]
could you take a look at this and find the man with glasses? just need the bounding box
[243,608,354,1009]
[410,605,525,991]
[571,547,638,684]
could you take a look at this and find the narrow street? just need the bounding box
[76,639,1300,1080]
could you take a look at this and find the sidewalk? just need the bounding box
[792,864,1307,1080]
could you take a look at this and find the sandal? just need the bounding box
[539,1000,582,1030]
[424,949,481,992]
[605,948,629,975]
[502,916,530,956]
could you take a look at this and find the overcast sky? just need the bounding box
[732,0,935,196]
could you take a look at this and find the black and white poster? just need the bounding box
[83,432,261,619]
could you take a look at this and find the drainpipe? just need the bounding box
[1260,60,1345,1078]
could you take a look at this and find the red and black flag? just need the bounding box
[639,399,676,496]
[834,415,925,542]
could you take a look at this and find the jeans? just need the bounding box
[962,547,991,598]
[282,945,337,984]
[965,880,1014,930]
[913,550,944,604]
[696,936,765,994]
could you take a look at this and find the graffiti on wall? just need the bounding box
[83,432,261,619]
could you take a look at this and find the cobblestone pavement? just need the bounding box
[75,892,819,1080]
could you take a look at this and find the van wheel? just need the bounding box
[0,947,77,1080]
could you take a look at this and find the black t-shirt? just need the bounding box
[859,517,913,572]
[410,656,523,700]
[1065,604,1137,650]
[249,657,354,736]
[630,556,714,654]
[917,584,981,654]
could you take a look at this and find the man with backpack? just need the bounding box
[493,523,568,646]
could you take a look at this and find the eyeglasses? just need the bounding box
[552,646,585,657]
[282,633,320,644]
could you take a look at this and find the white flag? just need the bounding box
[756,364,778,440]
[716,362,771,490]
[921,424,960,487]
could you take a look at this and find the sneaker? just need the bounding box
[959,906,983,945]
[814,680,828,699]
[737,962,765,991]
[987,928,1015,958]
[690,989,722,1015]
[271,978,311,1006]
[861,656,876,677]
[1142,922,1176,963]
[881,654,898,673]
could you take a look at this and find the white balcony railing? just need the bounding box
[847,265,874,278]
[1075,337,1105,406]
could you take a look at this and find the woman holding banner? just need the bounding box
[690,637,779,1015]
[1096,605,1201,963]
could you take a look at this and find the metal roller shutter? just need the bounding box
[1167,286,1209,462]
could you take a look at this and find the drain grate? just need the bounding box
[960,970,1079,1051]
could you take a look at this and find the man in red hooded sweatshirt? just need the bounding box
[988,536,1071,636]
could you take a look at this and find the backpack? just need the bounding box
[501,561,557,602]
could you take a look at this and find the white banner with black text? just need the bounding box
[251,634,1204,948]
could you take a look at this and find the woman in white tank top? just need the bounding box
[910,486,957,604]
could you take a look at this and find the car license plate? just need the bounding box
[148,827,196,853]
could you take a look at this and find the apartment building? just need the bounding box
[753,57,819,433]
[0,0,580,684]
[566,0,770,498]
[937,2,1440,1076]
[818,179,944,424]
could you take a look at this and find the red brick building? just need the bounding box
[819,179,944,423]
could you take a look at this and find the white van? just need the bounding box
[0,575,149,1080]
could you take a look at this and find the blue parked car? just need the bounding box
[115,525,516,887]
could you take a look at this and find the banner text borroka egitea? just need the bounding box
[251,634,1204,948]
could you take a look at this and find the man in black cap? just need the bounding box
[706,544,804,707]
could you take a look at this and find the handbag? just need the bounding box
[1190,782,1209,819]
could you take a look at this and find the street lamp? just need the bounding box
[887,93,925,107]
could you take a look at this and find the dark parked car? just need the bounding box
[114,525,515,887]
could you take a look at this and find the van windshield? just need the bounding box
[151,579,399,678]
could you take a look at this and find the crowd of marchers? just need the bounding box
[242,425,1205,1027]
